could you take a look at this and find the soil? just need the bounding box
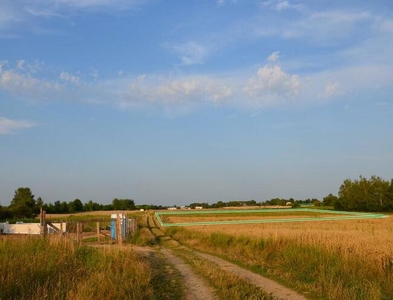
[193,251,308,300]
[160,248,218,300]
[130,239,308,300]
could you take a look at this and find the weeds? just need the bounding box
[165,219,393,300]
[0,236,152,300]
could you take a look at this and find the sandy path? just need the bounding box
[194,251,308,300]
[160,248,218,300]
[134,214,308,299]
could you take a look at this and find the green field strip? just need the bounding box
[154,209,388,227]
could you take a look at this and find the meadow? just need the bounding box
[164,211,393,300]
[0,235,183,300]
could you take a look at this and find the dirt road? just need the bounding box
[139,215,309,300]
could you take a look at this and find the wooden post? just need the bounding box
[117,214,122,245]
[40,208,46,237]
[96,222,100,243]
[59,222,63,236]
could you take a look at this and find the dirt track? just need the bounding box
[140,215,308,300]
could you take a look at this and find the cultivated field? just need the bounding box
[2,209,392,300]
[157,209,387,226]
[163,210,393,300]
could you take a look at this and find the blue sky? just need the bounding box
[1,0,392,206]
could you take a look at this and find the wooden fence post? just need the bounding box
[117,214,122,245]
[40,208,46,237]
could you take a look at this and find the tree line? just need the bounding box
[2,175,393,220]
[0,187,137,220]
[335,175,393,212]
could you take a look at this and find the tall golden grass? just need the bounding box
[0,236,152,300]
[164,216,393,300]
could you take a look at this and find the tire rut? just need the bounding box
[145,215,218,300]
[146,215,308,300]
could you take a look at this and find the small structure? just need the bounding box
[110,214,136,244]
[0,222,66,235]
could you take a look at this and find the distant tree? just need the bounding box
[312,199,321,206]
[102,204,114,210]
[60,201,68,213]
[9,187,36,218]
[337,175,392,211]
[68,199,84,213]
[189,202,209,209]
[322,194,338,206]
[42,202,55,214]
[68,201,76,213]
[36,197,43,209]
[73,199,84,212]
[54,201,62,213]
[0,205,12,220]
[84,200,94,211]
[84,200,102,211]
[112,198,135,210]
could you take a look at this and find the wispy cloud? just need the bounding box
[268,51,280,63]
[319,82,342,98]
[59,71,80,85]
[0,0,150,36]
[169,41,211,65]
[262,0,303,12]
[0,117,37,134]
[281,10,373,46]
[0,65,64,101]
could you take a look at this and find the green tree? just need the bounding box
[337,175,391,211]
[35,196,44,214]
[322,194,338,206]
[9,187,36,218]
[0,205,12,220]
[112,198,135,210]
[68,199,84,213]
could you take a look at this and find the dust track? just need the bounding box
[145,215,309,300]
[160,248,218,300]
[194,251,307,300]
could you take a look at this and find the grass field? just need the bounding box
[0,235,184,300]
[162,210,393,300]
[156,208,387,226]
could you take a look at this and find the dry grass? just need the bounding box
[164,214,393,300]
[188,217,393,269]
[0,235,153,300]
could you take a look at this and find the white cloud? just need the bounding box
[243,65,301,102]
[0,117,37,134]
[17,59,25,70]
[59,71,80,85]
[268,51,280,62]
[319,82,342,98]
[262,0,303,12]
[124,76,232,106]
[0,67,64,100]
[0,0,149,36]
[53,0,136,9]
[283,10,372,45]
[169,41,210,65]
